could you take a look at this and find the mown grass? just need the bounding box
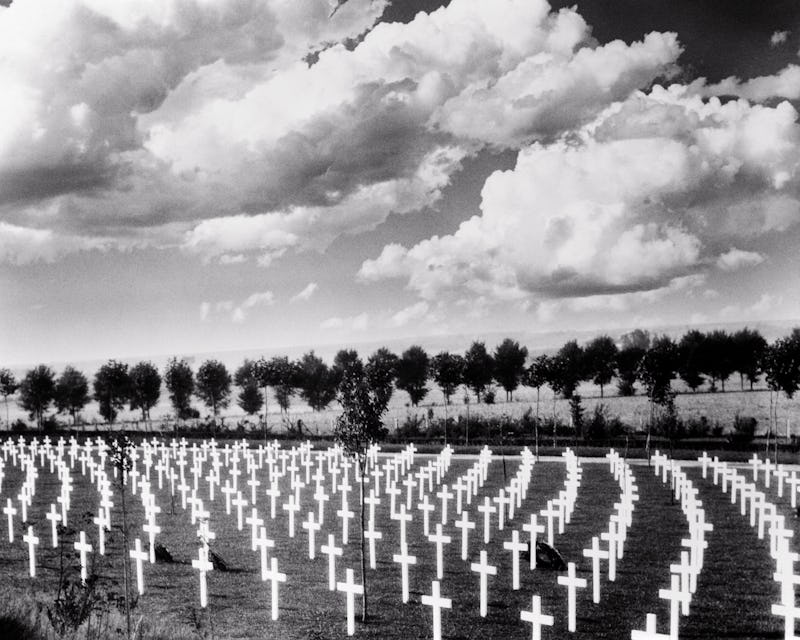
[0,449,791,639]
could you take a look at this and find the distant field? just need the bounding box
[4,377,800,437]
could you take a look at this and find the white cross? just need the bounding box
[74,530,93,585]
[232,492,248,531]
[264,556,287,621]
[477,497,496,544]
[418,494,435,536]
[428,523,452,580]
[520,594,554,640]
[321,534,344,591]
[142,517,161,564]
[337,497,355,545]
[283,493,300,538]
[255,526,276,580]
[540,501,559,547]
[46,503,62,548]
[659,573,691,640]
[421,580,451,640]
[245,508,264,551]
[393,542,417,603]
[504,529,528,590]
[583,535,609,603]
[364,522,383,570]
[337,567,364,636]
[3,498,17,542]
[130,538,149,595]
[631,613,671,639]
[315,485,330,524]
[23,525,39,577]
[493,489,510,531]
[93,509,109,556]
[601,520,619,581]
[455,510,476,561]
[191,545,214,608]
[437,485,454,524]
[470,549,497,617]
[523,514,545,570]
[557,561,587,632]
[393,503,413,549]
[302,511,321,559]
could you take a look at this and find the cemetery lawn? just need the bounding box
[0,451,791,640]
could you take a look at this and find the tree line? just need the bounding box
[2,326,800,431]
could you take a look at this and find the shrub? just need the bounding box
[728,414,757,447]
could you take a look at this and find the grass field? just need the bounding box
[0,440,793,639]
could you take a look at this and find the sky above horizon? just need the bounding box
[2,0,800,366]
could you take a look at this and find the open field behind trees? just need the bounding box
[4,379,800,439]
[0,440,790,640]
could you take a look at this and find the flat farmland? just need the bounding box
[0,440,793,639]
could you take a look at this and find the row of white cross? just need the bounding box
[637,452,713,640]
[702,453,800,640]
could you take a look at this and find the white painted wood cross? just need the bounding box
[74,530,93,585]
[583,536,609,603]
[130,538,149,595]
[321,534,343,591]
[631,613,672,640]
[428,523,452,580]
[264,556,287,621]
[337,567,364,636]
[659,573,690,640]
[478,497,496,544]
[504,529,527,590]
[191,545,213,608]
[421,580,451,640]
[23,525,39,577]
[520,594,554,640]
[393,542,417,603]
[46,503,62,548]
[557,561,587,632]
[455,510,475,561]
[302,511,321,559]
[470,549,497,617]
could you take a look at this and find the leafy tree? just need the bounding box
[54,366,90,425]
[93,360,131,425]
[164,358,195,421]
[617,329,652,396]
[431,352,465,405]
[525,355,550,420]
[270,356,298,414]
[493,338,528,401]
[333,349,364,386]
[195,360,232,419]
[462,342,494,402]
[238,382,264,416]
[732,327,767,390]
[761,331,800,453]
[297,351,337,411]
[235,359,265,417]
[395,346,430,407]
[19,365,56,429]
[583,335,618,398]
[699,330,735,392]
[365,348,398,410]
[0,368,19,428]
[677,330,706,392]
[128,361,162,424]
[637,335,679,458]
[333,353,390,627]
[548,340,584,400]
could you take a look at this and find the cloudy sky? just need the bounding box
[1,0,800,366]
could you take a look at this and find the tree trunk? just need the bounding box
[600,383,604,399]
[359,455,368,623]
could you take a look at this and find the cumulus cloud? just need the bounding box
[716,248,765,271]
[389,301,431,327]
[0,0,682,266]
[360,84,800,307]
[0,221,112,264]
[702,64,800,101]
[320,312,369,331]
[290,282,318,302]
[201,291,273,322]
